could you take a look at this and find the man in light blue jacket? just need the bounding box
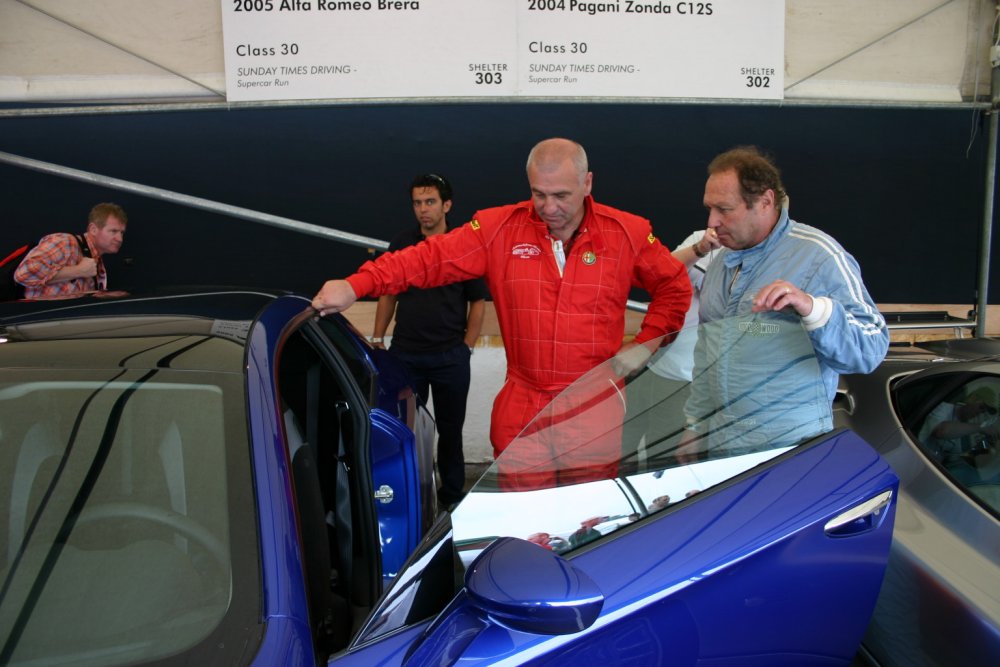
[699,145,888,399]
[680,146,888,461]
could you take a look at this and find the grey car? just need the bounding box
[835,336,1000,667]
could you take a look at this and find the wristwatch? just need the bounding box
[370,337,383,343]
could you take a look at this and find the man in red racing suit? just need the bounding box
[314,138,691,489]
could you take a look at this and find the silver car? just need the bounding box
[835,336,1000,667]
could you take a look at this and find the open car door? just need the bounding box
[330,311,898,666]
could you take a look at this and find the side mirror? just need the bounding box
[404,537,605,667]
[465,536,604,634]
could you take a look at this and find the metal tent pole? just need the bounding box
[0,150,388,252]
[977,54,1000,337]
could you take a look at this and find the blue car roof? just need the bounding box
[0,289,308,373]
[0,288,294,325]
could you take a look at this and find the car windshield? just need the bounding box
[0,367,253,666]
[452,310,833,563]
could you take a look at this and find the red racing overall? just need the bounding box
[346,196,691,488]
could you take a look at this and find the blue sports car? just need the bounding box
[0,292,898,666]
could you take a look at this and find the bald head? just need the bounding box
[526,138,589,183]
[525,138,593,241]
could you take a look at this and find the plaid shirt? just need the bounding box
[14,233,101,299]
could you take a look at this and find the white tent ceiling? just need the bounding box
[0,0,995,106]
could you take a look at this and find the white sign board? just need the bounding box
[221,0,783,102]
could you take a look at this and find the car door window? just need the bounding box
[452,310,831,563]
[359,311,837,645]
[896,374,1000,514]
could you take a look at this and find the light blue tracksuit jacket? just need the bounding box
[683,210,888,454]
[699,209,889,401]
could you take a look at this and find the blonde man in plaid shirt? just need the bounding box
[15,203,127,299]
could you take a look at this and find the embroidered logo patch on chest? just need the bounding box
[738,320,780,337]
[582,251,597,265]
[512,243,542,259]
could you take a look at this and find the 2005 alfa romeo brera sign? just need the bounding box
[221,0,784,102]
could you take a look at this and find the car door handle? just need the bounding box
[823,489,893,537]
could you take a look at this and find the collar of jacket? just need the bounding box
[722,207,791,270]
[527,195,606,255]
[82,232,101,260]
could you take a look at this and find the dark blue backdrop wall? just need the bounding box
[0,102,995,305]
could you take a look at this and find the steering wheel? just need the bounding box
[76,502,229,570]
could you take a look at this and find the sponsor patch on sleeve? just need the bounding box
[647,233,657,245]
[470,219,481,231]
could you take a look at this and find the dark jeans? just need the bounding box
[389,343,472,506]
